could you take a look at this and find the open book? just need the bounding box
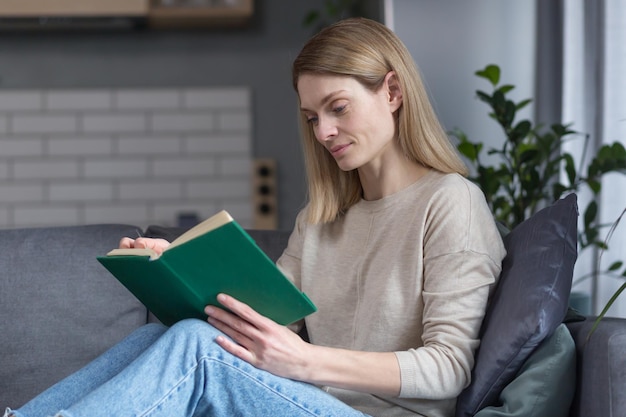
[98,210,316,326]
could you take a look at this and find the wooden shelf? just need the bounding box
[148,0,253,29]
[0,0,148,17]
[0,0,253,30]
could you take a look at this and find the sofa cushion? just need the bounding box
[455,194,578,416]
[475,323,576,417]
[566,317,626,417]
[0,224,148,409]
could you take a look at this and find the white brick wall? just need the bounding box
[0,87,252,229]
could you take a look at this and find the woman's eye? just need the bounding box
[306,116,318,125]
[333,105,346,114]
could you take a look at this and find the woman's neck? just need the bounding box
[358,159,429,201]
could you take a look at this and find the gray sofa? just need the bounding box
[1,222,625,416]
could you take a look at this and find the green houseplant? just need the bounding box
[302,0,379,32]
[303,0,361,30]
[451,64,626,324]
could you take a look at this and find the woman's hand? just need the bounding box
[204,294,313,381]
[118,237,171,256]
[205,294,401,396]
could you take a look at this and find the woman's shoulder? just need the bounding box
[422,170,483,200]
[417,171,495,224]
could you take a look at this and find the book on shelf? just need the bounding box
[97,210,316,326]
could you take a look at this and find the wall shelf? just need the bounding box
[0,0,253,30]
[0,0,148,17]
[148,0,253,29]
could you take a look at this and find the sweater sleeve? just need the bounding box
[276,209,307,333]
[276,208,307,288]
[394,178,505,400]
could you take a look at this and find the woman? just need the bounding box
[5,17,505,417]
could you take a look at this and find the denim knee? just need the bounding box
[135,322,169,339]
[163,319,224,355]
[167,318,218,339]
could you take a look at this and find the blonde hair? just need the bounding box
[292,17,468,224]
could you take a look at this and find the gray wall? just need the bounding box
[0,0,337,230]
[3,0,537,230]
[389,0,537,165]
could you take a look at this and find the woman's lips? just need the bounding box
[329,143,351,157]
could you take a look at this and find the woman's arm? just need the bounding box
[205,293,401,397]
[305,343,401,396]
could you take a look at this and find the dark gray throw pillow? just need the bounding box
[455,194,578,417]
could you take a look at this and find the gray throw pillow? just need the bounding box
[474,324,576,417]
[455,194,578,416]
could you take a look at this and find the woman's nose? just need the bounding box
[315,117,338,142]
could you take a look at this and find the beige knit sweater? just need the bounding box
[276,170,506,417]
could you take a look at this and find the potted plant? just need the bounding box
[451,64,626,325]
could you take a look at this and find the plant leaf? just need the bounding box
[516,98,532,110]
[609,141,626,159]
[498,84,515,94]
[588,281,626,339]
[517,144,538,163]
[303,10,320,26]
[476,90,492,105]
[325,0,339,16]
[512,120,531,140]
[587,179,602,194]
[552,123,576,137]
[457,141,480,161]
[584,201,598,229]
[563,153,576,186]
[552,183,567,199]
[503,100,516,128]
[475,64,500,86]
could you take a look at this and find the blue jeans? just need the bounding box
[6,319,369,417]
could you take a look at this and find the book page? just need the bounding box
[105,210,234,259]
[168,210,233,249]
[106,247,159,259]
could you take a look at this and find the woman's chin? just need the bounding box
[336,162,358,172]
[333,157,360,172]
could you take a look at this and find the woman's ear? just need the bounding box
[384,71,403,112]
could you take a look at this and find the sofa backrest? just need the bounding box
[0,224,149,409]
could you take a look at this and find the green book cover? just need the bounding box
[97,210,317,326]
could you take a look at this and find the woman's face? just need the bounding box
[297,73,403,172]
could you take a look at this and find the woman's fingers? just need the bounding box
[212,293,272,331]
[118,237,135,249]
[117,237,171,254]
[203,294,309,377]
